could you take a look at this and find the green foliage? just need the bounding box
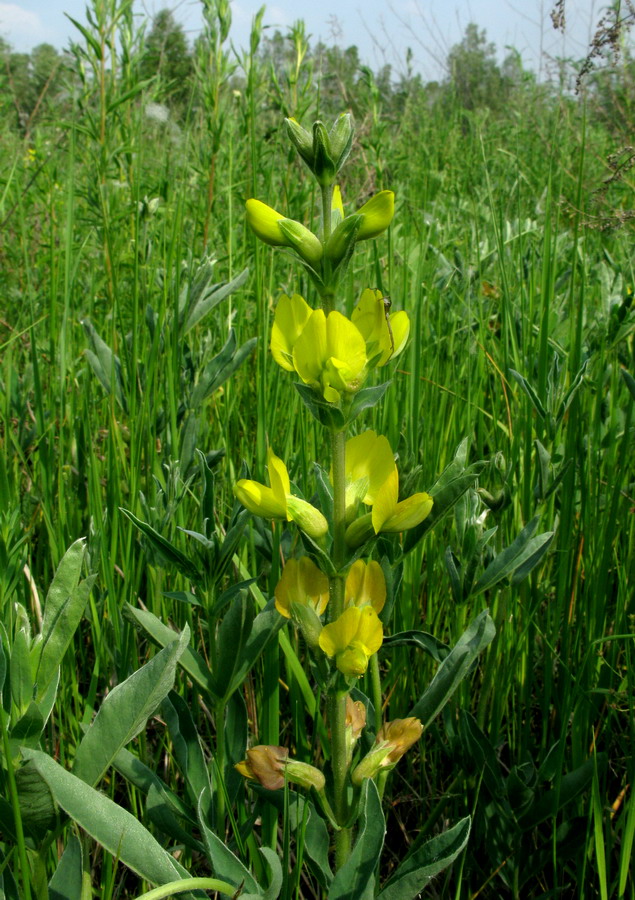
[0,3,633,898]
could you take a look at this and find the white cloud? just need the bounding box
[0,3,45,47]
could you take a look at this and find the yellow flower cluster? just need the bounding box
[270,289,409,404]
[274,556,385,677]
[245,186,395,286]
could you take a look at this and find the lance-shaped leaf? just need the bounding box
[471,517,554,595]
[81,319,127,412]
[409,610,495,727]
[21,751,195,889]
[182,266,249,334]
[73,626,190,786]
[377,817,471,899]
[120,508,202,585]
[190,330,257,409]
[31,538,94,704]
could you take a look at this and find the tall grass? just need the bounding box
[0,2,634,897]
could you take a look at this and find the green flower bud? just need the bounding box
[329,113,354,171]
[285,117,314,167]
[312,121,336,186]
[290,602,324,649]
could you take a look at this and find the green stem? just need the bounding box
[328,426,352,868]
[133,878,236,900]
[215,697,227,833]
[369,652,383,733]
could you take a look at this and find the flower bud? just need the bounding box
[285,117,314,167]
[329,113,354,171]
[312,121,336,186]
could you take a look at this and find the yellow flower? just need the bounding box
[234,448,328,540]
[246,199,323,267]
[345,559,386,613]
[344,431,396,521]
[343,444,434,548]
[318,606,383,676]
[351,289,410,366]
[292,309,368,403]
[274,556,329,618]
[351,717,423,785]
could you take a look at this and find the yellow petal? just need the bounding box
[270,293,313,371]
[371,468,399,534]
[345,431,396,506]
[345,559,386,613]
[356,191,395,241]
[336,645,370,676]
[382,492,433,532]
[356,606,383,655]
[267,448,291,510]
[234,480,287,518]
[351,288,385,344]
[319,606,362,657]
[293,309,327,385]
[326,311,367,379]
[246,198,286,246]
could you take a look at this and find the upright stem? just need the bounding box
[319,180,351,868]
[328,426,351,868]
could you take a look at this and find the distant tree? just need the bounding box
[140,9,193,108]
[445,23,507,111]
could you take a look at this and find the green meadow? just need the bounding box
[1,2,634,898]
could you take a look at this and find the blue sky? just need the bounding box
[0,0,603,81]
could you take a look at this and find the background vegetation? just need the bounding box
[1,1,634,897]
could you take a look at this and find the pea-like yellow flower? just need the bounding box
[246,199,323,267]
[236,745,325,791]
[351,717,423,785]
[274,557,329,646]
[343,440,434,548]
[318,606,383,676]
[351,289,410,366]
[345,559,386,613]
[344,431,396,521]
[234,448,328,540]
[292,309,368,403]
[275,556,329,618]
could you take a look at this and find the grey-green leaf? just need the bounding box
[471,518,554,595]
[377,817,471,899]
[73,626,190,786]
[49,834,83,900]
[409,610,495,727]
[32,539,94,702]
[22,750,193,888]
